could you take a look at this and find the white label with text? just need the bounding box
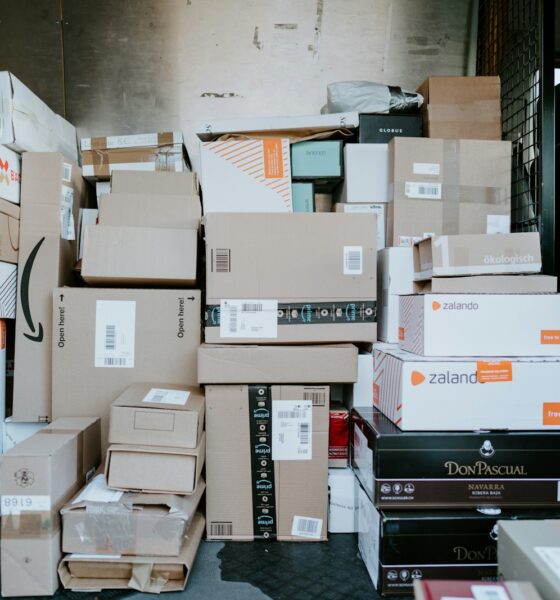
[220,299,278,338]
[272,400,312,461]
[142,388,190,406]
[1,495,51,515]
[95,301,136,368]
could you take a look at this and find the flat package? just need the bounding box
[109,383,204,448]
[81,225,198,286]
[333,202,386,249]
[387,137,511,246]
[340,144,390,203]
[62,473,205,556]
[52,287,201,448]
[414,232,541,279]
[0,144,21,204]
[415,275,557,294]
[205,213,377,344]
[413,580,542,600]
[328,467,359,533]
[358,113,422,143]
[352,406,560,508]
[58,513,205,593]
[206,384,328,541]
[110,170,198,195]
[399,293,560,356]
[197,343,358,384]
[13,153,88,422]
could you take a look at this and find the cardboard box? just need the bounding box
[81,225,198,286]
[413,580,543,600]
[0,144,21,204]
[200,138,293,213]
[334,202,386,249]
[314,193,333,212]
[0,72,78,161]
[498,520,560,600]
[358,114,422,144]
[105,433,205,495]
[110,170,198,195]
[77,208,98,260]
[417,76,501,140]
[377,247,414,343]
[292,182,314,212]
[58,512,205,593]
[291,140,343,191]
[0,197,19,264]
[98,192,201,229]
[206,384,329,541]
[52,288,201,448]
[0,417,101,597]
[329,403,349,467]
[13,153,87,422]
[340,144,390,203]
[345,353,374,408]
[399,293,560,356]
[205,213,377,344]
[414,233,541,280]
[352,406,560,508]
[81,132,187,181]
[197,343,358,384]
[0,262,17,318]
[388,138,511,246]
[2,417,46,452]
[95,181,111,205]
[62,473,205,556]
[109,383,204,448]
[328,467,359,533]
[373,344,560,430]
[416,275,558,294]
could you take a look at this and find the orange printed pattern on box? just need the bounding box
[541,330,560,344]
[373,383,380,407]
[263,139,284,179]
[398,327,405,341]
[476,360,513,383]
[543,403,560,426]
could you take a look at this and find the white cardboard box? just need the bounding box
[200,138,292,213]
[95,181,110,206]
[0,72,78,162]
[0,145,21,204]
[399,293,560,356]
[373,344,560,431]
[341,144,390,203]
[346,353,374,408]
[377,248,414,343]
[328,467,359,533]
[334,203,386,249]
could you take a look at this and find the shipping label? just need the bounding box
[142,388,190,406]
[272,400,312,461]
[219,299,278,338]
[94,300,136,368]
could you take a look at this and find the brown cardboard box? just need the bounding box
[205,213,377,343]
[61,473,205,556]
[13,153,88,422]
[417,76,501,140]
[414,232,542,280]
[58,512,205,593]
[110,170,198,195]
[0,417,101,597]
[206,385,328,541]
[98,193,201,229]
[0,198,19,263]
[108,383,204,448]
[198,343,358,384]
[52,287,201,448]
[387,138,511,246]
[105,432,205,494]
[81,225,198,286]
[415,274,557,294]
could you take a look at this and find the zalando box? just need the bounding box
[0,144,21,204]
[373,344,560,431]
[399,293,560,356]
[205,213,377,344]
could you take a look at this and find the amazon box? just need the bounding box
[0,144,21,204]
[13,153,88,422]
[58,512,205,593]
[206,385,328,541]
[81,225,198,286]
[387,138,511,246]
[205,213,377,344]
[109,383,204,448]
[0,417,101,597]
[110,170,198,195]
[52,288,201,448]
[105,433,205,495]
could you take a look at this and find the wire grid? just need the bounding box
[477,0,540,232]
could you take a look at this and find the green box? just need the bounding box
[291,141,343,179]
[291,182,315,212]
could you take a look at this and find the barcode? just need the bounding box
[304,390,326,406]
[105,325,116,350]
[277,409,309,419]
[347,251,361,272]
[103,357,128,366]
[294,517,320,536]
[210,522,233,537]
[150,393,166,403]
[215,248,230,273]
[417,185,439,196]
[242,303,263,313]
[405,182,442,199]
[229,306,238,333]
[63,163,72,181]
[298,423,310,445]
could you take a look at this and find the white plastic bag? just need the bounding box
[324,81,423,114]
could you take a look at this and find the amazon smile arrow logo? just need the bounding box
[21,237,45,342]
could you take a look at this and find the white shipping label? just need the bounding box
[220,299,278,339]
[60,185,75,240]
[1,495,51,515]
[534,546,560,576]
[272,400,312,461]
[343,246,363,275]
[487,214,511,234]
[413,162,440,176]
[62,162,72,182]
[142,388,190,406]
[405,181,442,200]
[291,516,323,539]
[471,586,509,600]
[397,235,423,247]
[71,475,123,504]
[106,133,159,149]
[95,300,136,368]
[341,204,383,213]
[68,553,122,560]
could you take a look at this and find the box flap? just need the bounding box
[112,382,204,412]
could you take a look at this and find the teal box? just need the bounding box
[291,141,343,179]
[291,182,315,212]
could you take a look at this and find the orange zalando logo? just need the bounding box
[411,371,425,386]
[543,403,560,426]
[432,301,441,311]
